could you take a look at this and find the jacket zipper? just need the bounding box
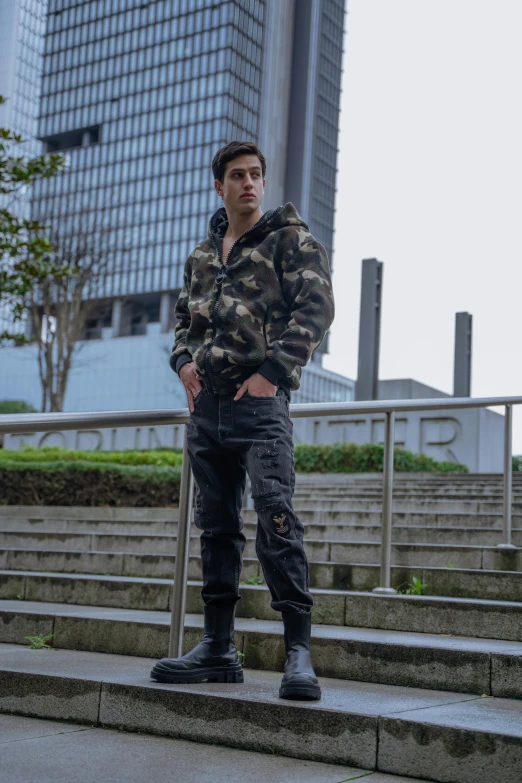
[203,206,284,394]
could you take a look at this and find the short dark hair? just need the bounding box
[212,141,266,183]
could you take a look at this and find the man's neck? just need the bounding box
[225,206,264,240]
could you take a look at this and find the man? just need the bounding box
[150,141,335,701]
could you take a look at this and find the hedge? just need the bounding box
[293,442,468,474]
[0,461,181,506]
[0,444,467,474]
[0,443,468,506]
[0,400,38,414]
[0,446,183,467]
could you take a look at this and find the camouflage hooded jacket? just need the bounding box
[170,202,335,396]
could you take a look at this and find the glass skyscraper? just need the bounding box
[0,0,48,337]
[1,0,354,412]
[32,1,267,304]
[0,0,48,163]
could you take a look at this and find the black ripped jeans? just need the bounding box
[186,386,313,614]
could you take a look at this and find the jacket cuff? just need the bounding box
[172,351,193,375]
[257,358,282,386]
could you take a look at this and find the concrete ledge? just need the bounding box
[0,643,521,780]
[344,591,522,642]
[6,570,522,639]
[4,518,522,548]
[378,703,522,783]
[0,668,100,724]
[2,532,521,571]
[1,601,522,697]
[5,552,522,602]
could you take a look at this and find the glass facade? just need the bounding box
[293,363,354,404]
[0,0,47,336]
[32,0,266,299]
[12,0,48,160]
[30,0,345,309]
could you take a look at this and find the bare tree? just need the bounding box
[0,95,66,344]
[27,216,120,412]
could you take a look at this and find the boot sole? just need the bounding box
[150,664,244,685]
[279,682,322,701]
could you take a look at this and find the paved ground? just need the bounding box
[0,714,424,783]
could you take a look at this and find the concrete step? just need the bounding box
[4,496,522,533]
[0,517,519,547]
[294,473,519,483]
[289,510,521,528]
[2,487,522,520]
[4,570,522,641]
[4,551,522,601]
[3,500,522,522]
[0,642,520,782]
[291,511,522,528]
[2,530,520,571]
[294,484,522,492]
[2,600,522,698]
[0,714,424,783]
[295,490,522,501]
[302,524,515,546]
[293,487,522,496]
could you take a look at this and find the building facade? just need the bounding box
[0,0,47,165]
[0,0,48,334]
[1,0,352,412]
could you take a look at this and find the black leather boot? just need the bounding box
[150,604,243,684]
[279,611,321,700]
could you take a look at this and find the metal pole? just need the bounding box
[373,411,397,594]
[498,404,516,549]
[168,424,194,657]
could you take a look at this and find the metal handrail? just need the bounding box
[1,393,521,655]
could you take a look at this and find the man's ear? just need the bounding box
[214,178,223,198]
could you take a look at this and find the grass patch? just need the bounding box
[0,446,183,467]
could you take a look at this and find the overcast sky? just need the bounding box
[323,0,522,453]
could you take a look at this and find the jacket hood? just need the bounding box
[208,202,309,242]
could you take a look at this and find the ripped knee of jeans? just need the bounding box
[251,492,280,512]
[254,443,280,470]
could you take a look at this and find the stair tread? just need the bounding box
[1,641,521,738]
[2,531,518,548]
[2,599,522,655]
[4,564,522,584]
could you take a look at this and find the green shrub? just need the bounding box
[0,446,183,467]
[293,442,468,474]
[0,400,38,414]
[513,456,522,473]
[0,461,181,506]
[0,442,467,506]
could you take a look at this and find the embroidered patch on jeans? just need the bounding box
[273,512,289,534]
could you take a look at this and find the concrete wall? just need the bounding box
[378,378,449,401]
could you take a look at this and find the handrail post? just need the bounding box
[373,411,397,594]
[498,404,516,549]
[168,423,194,657]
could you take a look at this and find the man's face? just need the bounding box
[214,154,265,214]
